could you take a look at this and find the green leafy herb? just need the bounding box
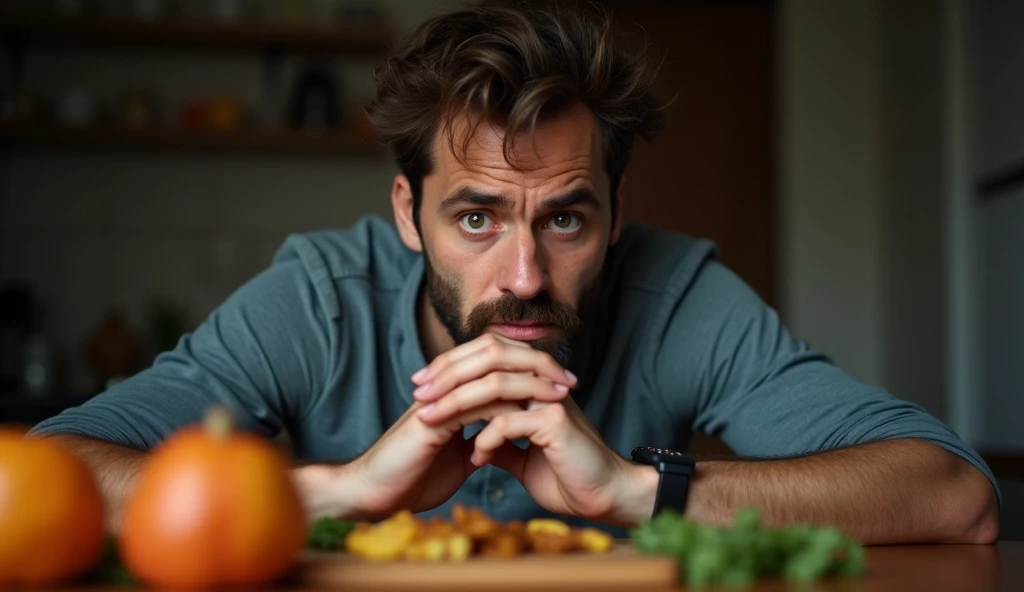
[308,516,356,551]
[93,535,138,587]
[631,508,865,588]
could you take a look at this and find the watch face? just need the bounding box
[632,446,694,469]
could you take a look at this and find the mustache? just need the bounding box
[465,292,582,335]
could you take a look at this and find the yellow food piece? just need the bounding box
[447,533,472,562]
[526,518,572,536]
[343,507,605,562]
[528,531,577,555]
[346,511,419,561]
[577,528,613,553]
[422,537,448,562]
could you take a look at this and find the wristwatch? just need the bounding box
[631,446,695,517]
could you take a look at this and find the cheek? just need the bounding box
[430,240,496,311]
[545,241,605,304]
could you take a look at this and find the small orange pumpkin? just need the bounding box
[120,406,306,588]
[0,429,106,586]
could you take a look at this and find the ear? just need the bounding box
[610,175,625,246]
[391,174,423,252]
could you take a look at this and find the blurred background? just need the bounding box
[0,0,1019,537]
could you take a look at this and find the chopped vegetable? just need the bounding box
[631,508,864,587]
[308,516,357,551]
[94,535,137,587]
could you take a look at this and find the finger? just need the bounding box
[432,400,524,438]
[481,441,528,480]
[412,333,529,385]
[414,342,576,403]
[472,404,569,465]
[417,372,569,424]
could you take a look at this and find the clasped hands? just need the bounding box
[345,333,656,527]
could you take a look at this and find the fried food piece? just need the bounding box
[447,533,473,562]
[481,531,526,558]
[526,518,572,536]
[528,530,578,555]
[505,520,525,536]
[462,515,500,541]
[345,510,420,561]
[423,518,456,538]
[577,528,614,553]
[452,503,470,525]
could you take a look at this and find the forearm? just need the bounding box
[291,461,376,522]
[41,434,146,533]
[682,438,999,545]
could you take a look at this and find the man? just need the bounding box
[31,1,999,543]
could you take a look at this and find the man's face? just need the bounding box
[412,104,620,366]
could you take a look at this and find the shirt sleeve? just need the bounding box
[28,255,336,451]
[653,258,1002,511]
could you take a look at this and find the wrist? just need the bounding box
[292,461,373,522]
[608,462,660,527]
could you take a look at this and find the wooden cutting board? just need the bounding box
[296,542,679,589]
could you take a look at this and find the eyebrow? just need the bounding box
[438,186,602,214]
[538,188,602,213]
[438,188,517,213]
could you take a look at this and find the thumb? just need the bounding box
[487,442,528,481]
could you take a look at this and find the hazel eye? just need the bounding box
[459,213,494,233]
[549,213,582,232]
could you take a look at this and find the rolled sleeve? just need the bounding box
[654,259,1002,512]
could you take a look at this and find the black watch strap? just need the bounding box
[653,463,692,515]
[631,446,695,516]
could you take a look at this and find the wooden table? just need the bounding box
[52,541,1022,591]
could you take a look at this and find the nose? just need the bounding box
[496,228,547,300]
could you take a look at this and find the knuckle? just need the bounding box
[545,403,568,422]
[486,372,507,390]
[484,341,505,359]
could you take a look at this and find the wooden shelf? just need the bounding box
[0,14,394,53]
[0,124,385,155]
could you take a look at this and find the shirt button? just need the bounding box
[489,488,506,503]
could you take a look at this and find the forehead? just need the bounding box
[430,104,606,191]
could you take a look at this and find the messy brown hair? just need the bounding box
[365,0,666,230]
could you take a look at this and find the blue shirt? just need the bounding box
[30,216,1000,535]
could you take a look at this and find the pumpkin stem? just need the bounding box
[204,405,234,440]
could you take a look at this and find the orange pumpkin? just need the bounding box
[0,429,106,586]
[120,406,306,588]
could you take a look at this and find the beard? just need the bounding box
[423,254,599,368]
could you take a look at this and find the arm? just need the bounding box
[625,437,998,544]
[45,434,370,532]
[41,434,145,533]
[30,241,344,526]
[649,261,1001,544]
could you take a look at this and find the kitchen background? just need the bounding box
[0,0,1021,538]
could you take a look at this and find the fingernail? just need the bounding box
[470,451,480,466]
[413,382,432,398]
[554,383,569,393]
[412,367,428,383]
[565,370,577,383]
[417,402,436,418]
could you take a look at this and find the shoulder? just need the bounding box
[266,216,419,313]
[605,222,720,299]
[235,214,415,323]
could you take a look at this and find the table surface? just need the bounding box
[48,541,1024,592]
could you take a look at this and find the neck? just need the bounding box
[417,285,455,363]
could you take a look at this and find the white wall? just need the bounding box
[777,0,884,387]
[971,0,1024,452]
[779,0,955,423]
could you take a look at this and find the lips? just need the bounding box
[490,323,555,341]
